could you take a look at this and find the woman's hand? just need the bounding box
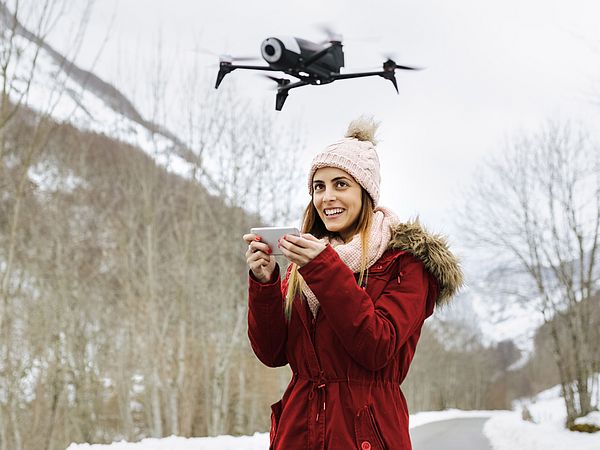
[278,233,326,267]
[243,233,276,283]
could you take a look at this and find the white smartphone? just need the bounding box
[250,227,300,256]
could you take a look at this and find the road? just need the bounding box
[410,417,493,450]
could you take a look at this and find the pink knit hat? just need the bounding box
[308,117,381,205]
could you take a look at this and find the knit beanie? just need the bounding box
[307,116,381,205]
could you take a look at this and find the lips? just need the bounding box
[324,207,345,218]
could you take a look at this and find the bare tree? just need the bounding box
[459,120,600,426]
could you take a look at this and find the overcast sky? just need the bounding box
[53,0,600,251]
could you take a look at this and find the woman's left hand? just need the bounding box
[278,233,326,267]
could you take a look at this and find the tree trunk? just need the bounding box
[151,367,163,438]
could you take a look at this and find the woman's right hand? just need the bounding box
[242,233,276,283]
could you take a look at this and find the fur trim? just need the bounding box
[345,116,380,145]
[388,220,463,305]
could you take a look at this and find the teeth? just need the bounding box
[324,208,344,216]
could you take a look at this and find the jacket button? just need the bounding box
[361,441,371,450]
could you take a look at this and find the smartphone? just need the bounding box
[250,227,300,256]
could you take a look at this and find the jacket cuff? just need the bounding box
[248,264,281,295]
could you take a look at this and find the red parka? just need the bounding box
[248,221,463,450]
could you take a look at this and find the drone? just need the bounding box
[214,34,420,111]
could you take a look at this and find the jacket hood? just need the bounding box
[388,220,463,305]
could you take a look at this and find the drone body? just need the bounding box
[215,35,418,111]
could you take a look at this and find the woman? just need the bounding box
[243,117,463,450]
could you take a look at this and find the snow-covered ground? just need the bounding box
[484,411,600,450]
[484,375,600,450]
[67,378,600,450]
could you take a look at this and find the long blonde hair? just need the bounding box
[284,189,374,320]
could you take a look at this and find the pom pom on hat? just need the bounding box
[308,116,382,205]
[345,116,380,145]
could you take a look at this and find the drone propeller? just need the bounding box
[316,24,344,43]
[381,52,423,71]
[383,58,422,71]
[193,46,260,63]
[315,23,381,45]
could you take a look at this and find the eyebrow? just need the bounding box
[313,176,352,184]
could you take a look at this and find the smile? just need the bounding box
[324,208,345,217]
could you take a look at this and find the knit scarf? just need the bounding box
[302,206,400,317]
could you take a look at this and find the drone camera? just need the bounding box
[261,38,283,63]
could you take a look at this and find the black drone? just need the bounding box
[214,34,419,111]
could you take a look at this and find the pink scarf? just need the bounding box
[301,206,400,317]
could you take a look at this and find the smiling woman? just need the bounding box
[312,167,364,242]
[242,117,464,450]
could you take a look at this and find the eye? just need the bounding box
[313,183,324,191]
[336,180,349,188]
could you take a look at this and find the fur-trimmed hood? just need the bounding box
[388,220,463,305]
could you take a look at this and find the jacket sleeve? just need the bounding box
[298,245,432,371]
[247,264,289,368]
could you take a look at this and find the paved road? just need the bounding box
[410,417,493,450]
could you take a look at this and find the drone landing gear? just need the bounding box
[265,76,309,111]
[215,63,234,89]
[276,91,289,111]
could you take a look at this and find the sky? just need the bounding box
[48,0,600,267]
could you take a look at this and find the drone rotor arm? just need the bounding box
[330,70,400,94]
[215,63,280,89]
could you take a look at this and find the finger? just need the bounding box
[302,233,320,242]
[280,245,308,267]
[249,251,271,267]
[248,241,273,255]
[279,245,299,263]
[243,234,263,245]
[282,234,311,249]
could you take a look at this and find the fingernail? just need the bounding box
[255,237,261,241]
[267,248,272,254]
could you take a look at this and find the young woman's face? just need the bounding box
[312,167,363,242]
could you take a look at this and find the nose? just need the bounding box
[322,187,336,202]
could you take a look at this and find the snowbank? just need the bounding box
[484,411,600,450]
[575,411,600,428]
[65,433,269,450]
[484,375,600,450]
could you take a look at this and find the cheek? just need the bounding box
[312,194,322,209]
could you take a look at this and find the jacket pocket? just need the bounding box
[354,404,388,450]
[269,399,283,449]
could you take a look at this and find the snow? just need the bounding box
[65,434,269,450]
[575,412,600,428]
[484,375,600,450]
[512,374,600,427]
[5,33,202,193]
[484,412,600,450]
